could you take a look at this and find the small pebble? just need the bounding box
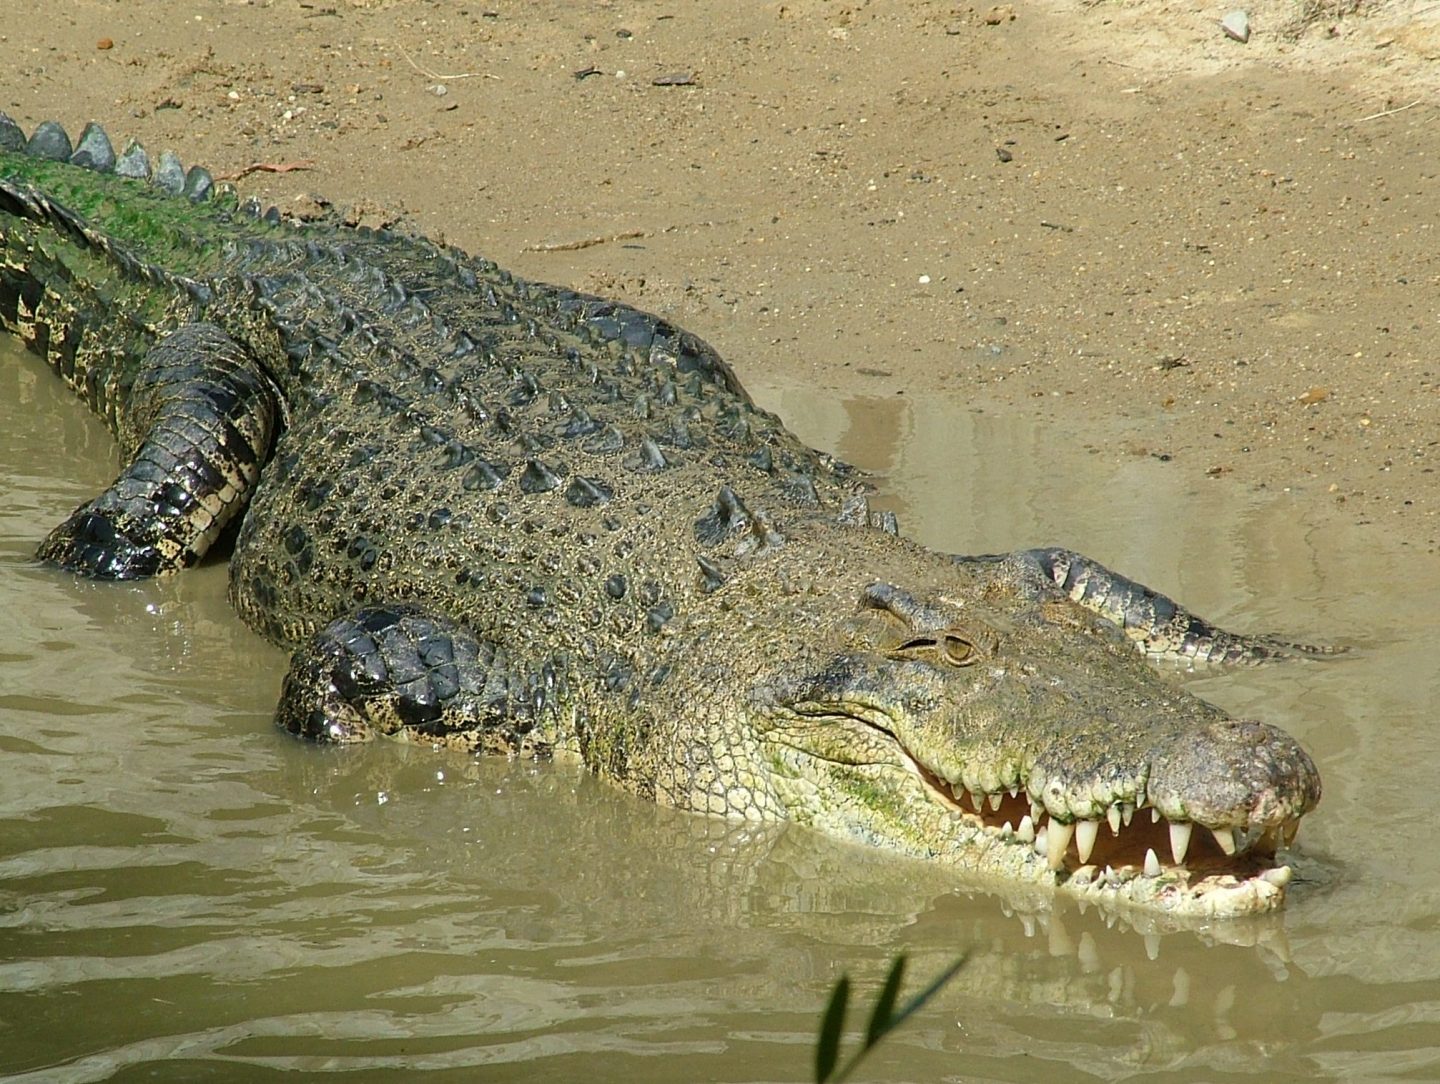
[1221,10,1251,43]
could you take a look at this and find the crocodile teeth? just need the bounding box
[968,790,985,813]
[1075,819,1099,864]
[988,792,1003,812]
[1169,821,1193,865]
[1047,820,1074,870]
[1143,848,1162,878]
[1151,807,1162,825]
[1106,805,1122,835]
[1210,826,1238,856]
[1261,866,1293,887]
[1121,802,1135,827]
[1017,815,1035,844]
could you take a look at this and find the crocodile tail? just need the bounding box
[0,175,212,302]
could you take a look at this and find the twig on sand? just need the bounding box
[523,230,649,253]
[397,43,481,81]
[1355,98,1422,123]
[214,160,314,181]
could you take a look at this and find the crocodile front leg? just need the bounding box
[38,322,280,579]
[959,547,1340,665]
[276,605,557,757]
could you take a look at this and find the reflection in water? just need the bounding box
[2,338,1439,1081]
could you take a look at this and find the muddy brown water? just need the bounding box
[2,332,1437,1082]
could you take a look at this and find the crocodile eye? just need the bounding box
[892,633,980,668]
[942,634,978,667]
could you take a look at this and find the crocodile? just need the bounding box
[0,117,1325,918]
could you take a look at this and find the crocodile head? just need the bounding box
[745,574,1321,919]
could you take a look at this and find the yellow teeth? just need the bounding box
[1075,819,1100,864]
[1047,821,1074,870]
[1169,821,1193,864]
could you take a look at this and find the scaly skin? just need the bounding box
[0,116,1324,918]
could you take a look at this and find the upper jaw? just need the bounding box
[1136,718,1322,828]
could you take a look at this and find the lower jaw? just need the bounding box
[1055,853,1292,917]
[930,814,1296,920]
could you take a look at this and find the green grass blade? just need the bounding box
[864,954,907,1047]
[886,954,969,1036]
[815,974,850,1084]
[825,954,968,1084]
